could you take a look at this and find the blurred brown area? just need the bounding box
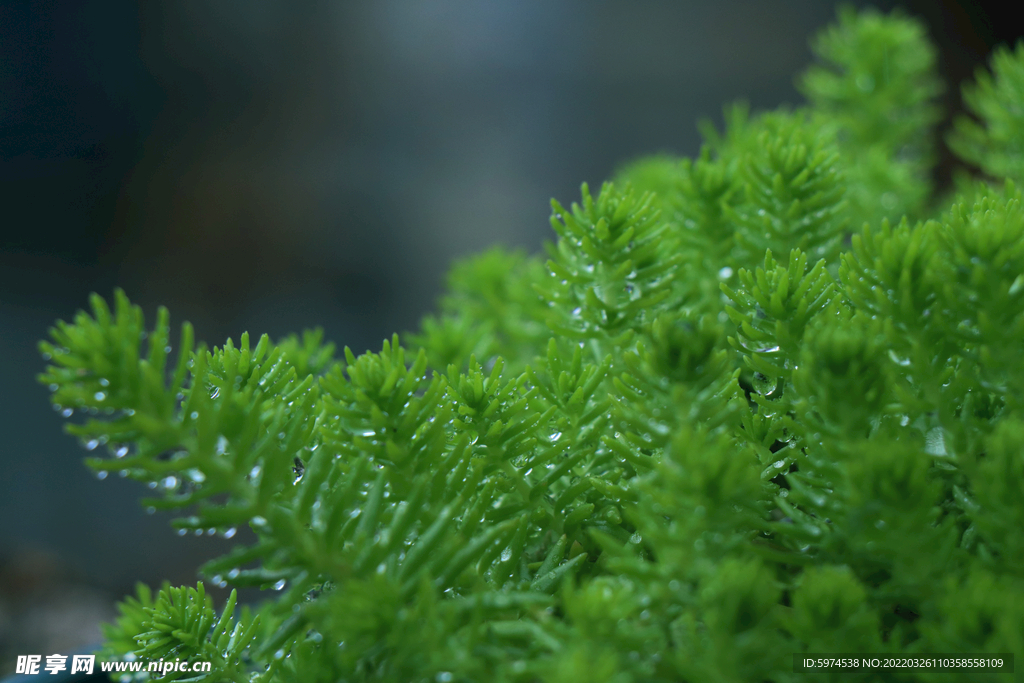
[0,550,113,675]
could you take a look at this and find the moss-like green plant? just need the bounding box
[39,7,1024,682]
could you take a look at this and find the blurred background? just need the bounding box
[1,0,1020,670]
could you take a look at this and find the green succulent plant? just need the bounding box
[39,7,1024,682]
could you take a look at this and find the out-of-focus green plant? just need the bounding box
[39,7,1024,682]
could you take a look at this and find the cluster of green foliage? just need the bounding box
[39,7,1024,682]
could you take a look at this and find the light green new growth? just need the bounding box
[39,7,1024,682]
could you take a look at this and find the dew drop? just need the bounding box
[500,547,513,562]
[49,383,58,392]
[146,506,156,515]
[177,528,187,536]
[190,411,199,420]
[119,469,129,478]
[85,439,99,451]
[223,527,237,539]
[227,568,240,579]
[629,532,642,544]
[752,372,779,397]
[718,266,733,280]
[252,515,267,527]
[194,529,203,536]
[162,475,179,490]
[210,387,220,399]
[96,470,108,480]
[94,392,106,402]
[272,579,286,591]
[115,446,129,458]
[925,428,946,456]
[62,408,73,418]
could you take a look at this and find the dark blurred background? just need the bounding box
[1,0,1020,669]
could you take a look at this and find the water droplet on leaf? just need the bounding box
[752,372,778,397]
